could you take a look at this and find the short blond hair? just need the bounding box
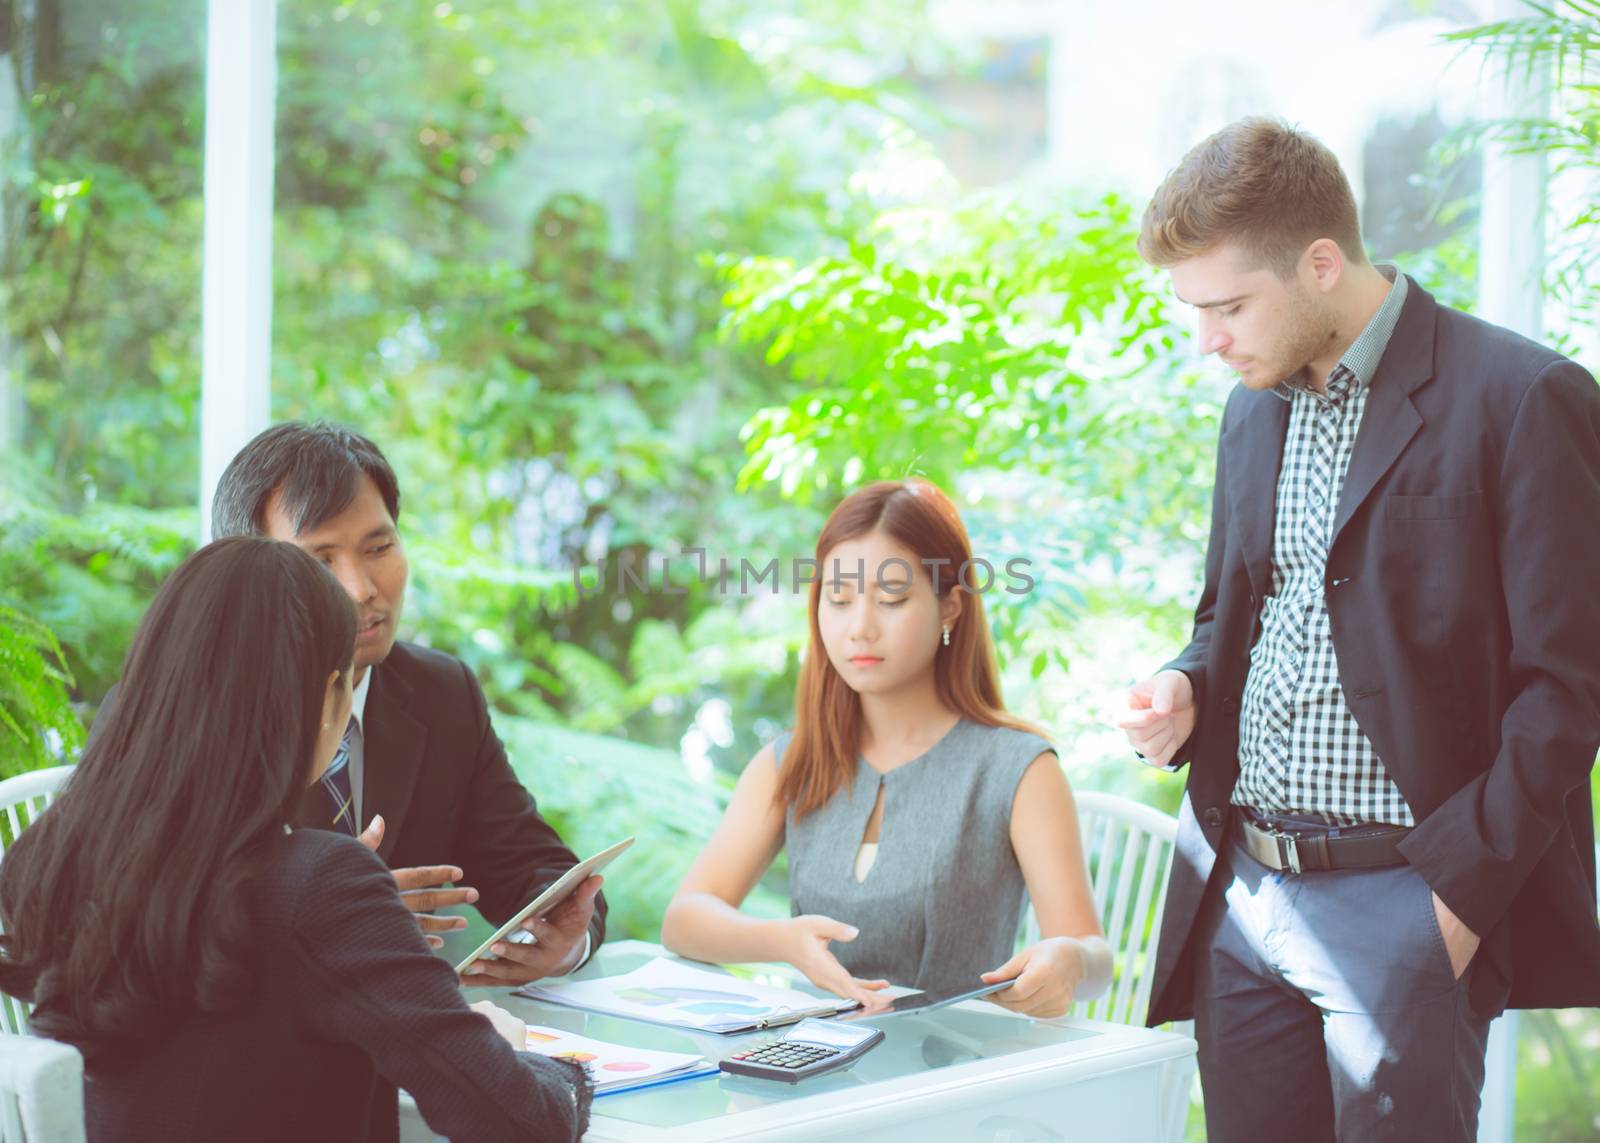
[1138,117,1365,276]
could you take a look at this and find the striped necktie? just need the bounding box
[320,718,359,837]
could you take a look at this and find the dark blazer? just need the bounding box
[83,830,588,1142]
[1148,280,1600,1025]
[293,640,608,950]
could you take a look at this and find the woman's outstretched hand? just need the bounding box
[774,915,893,1010]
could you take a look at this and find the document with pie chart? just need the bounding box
[521,1024,712,1094]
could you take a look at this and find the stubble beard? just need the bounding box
[1267,288,1340,390]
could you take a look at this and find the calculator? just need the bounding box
[719,1017,885,1083]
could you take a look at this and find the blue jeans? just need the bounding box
[1194,825,1491,1142]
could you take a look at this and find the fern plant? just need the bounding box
[0,453,192,774]
[1449,0,1600,344]
[0,604,83,778]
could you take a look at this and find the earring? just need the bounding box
[941,625,951,646]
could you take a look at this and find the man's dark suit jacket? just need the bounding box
[97,637,607,946]
[1149,279,1600,1026]
[294,639,607,953]
[83,830,588,1142]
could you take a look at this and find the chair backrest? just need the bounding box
[0,767,74,1037]
[1021,790,1178,1026]
[0,1032,84,1143]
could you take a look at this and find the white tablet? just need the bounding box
[454,836,634,974]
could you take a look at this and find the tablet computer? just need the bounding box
[454,836,634,974]
[839,977,1013,1020]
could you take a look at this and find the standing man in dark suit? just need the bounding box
[1118,118,1600,1141]
[211,421,606,985]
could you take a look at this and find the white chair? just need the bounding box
[0,767,74,1036]
[1023,790,1179,1027]
[0,1032,83,1142]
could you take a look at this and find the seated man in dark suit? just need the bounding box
[210,421,605,983]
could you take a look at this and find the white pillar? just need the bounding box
[1474,9,1550,1142]
[0,44,26,453]
[199,0,277,542]
[1476,2,1549,340]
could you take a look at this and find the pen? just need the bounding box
[756,1002,851,1030]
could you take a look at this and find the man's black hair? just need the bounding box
[211,421,401,539]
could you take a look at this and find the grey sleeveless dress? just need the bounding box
[773,718,1054,995]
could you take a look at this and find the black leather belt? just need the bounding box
[1237,813,1412,873]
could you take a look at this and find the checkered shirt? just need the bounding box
[1233,266,1415,827]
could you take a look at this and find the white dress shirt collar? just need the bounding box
[350,665,373,736]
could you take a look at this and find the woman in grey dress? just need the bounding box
[662,480,1110,1017]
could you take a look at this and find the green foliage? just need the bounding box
[498,717,786,940]
[0,0,1213,899]
[0,604,81,775]
[721,179,1223,701]
[723,190,1173,501]
[1449,0,1600,349]
[1514,1007,1600,1141]
[0,10,206,507]
[262,0,928,759]
[0,455,194,710]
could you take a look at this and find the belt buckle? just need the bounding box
[1273,829,1303,874]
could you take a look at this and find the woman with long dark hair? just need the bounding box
[662,480,1112,1016]
[0,537,587,1141]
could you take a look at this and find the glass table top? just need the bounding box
[466,942,1119,1130]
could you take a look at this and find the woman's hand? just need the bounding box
[981,937,1087,1018]
[773,915,892,1010]
[469,1000,528,1050]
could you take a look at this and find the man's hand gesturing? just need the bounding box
[1116,669,1196,768]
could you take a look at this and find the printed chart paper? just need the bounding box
[522,1024,711,1094]
[517,957,854,1033]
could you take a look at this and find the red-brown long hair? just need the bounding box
[777,479,1041,818]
